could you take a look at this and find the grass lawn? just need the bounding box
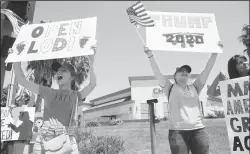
[88,119,230,154]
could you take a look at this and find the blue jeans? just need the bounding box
[168,128,210,154]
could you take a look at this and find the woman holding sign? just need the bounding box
[207,54,249,97]
[12,47,97,154]
[143,41,223,154]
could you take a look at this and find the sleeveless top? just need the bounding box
[163,79,204,130]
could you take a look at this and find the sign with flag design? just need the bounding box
[146,11,222,53]
[5,17,97,62]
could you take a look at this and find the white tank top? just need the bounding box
[166,83,204,130]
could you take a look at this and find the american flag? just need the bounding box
[1,9,25,36]
[126,1,155,27]
[15,70,34,102]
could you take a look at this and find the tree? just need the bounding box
[26,56,91,111]
[1,86,8,107]
[26,57,90,87]
[1,85,30,107]
[238,24,249,57]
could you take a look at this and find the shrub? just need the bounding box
[109,119,123,126]
[73,127,125,154]
[153,116,160,123]
[206,110,217,119]
[85,121,102,127]
[214,108,225,118]
[205,106,225,119]
[162,116,168,121]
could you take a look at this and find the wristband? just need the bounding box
[148,55,153,58]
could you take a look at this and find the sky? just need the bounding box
[3,1,249,101]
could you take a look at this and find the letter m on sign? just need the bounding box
[227,83,243,98]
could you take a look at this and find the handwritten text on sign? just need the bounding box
[163,33,204,48]
[5,17,97,63]
[146,11,222,53]
[219,77,250,154]
[1,108,12,141]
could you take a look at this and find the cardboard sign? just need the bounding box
[1,106,35,141]
[146,11,222,53]
[5,17,97,62]
[31,116,43,143]
[219,76,249,154]
[1,107,13,141]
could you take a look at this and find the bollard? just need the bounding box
[147,99,158,154]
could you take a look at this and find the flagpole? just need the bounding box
[134,26,146,46]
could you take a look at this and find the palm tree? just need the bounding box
[1,86,8,107]
[25,20,91,111]
[238,24,249,57]
[26,56,91,111]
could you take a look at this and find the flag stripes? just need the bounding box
[126,1,155,27]
[1,9,26,35]
[15,70,34,102]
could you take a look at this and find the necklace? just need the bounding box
[176,84,194,97]
[176,84,188,90]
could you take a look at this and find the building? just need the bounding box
[203,85,223,116]
[81,74,212,123]
[206,96,222,107]
[82,88,133,122]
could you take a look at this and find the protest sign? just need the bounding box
[146,11,222,53]
[31,116,43,143]
[1,106,35,141]
[219,76,249,154]
[5,17,97,63]
[1,107,12,141]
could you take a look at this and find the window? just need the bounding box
[128,107,132,113]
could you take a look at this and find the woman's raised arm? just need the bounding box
[144,46,171,88]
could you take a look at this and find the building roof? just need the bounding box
[83,98,133,114]
[90,74,199,106]
[90,88,131,103]
[128,74,199,86]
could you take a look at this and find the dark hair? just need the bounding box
[228,55,248,79]
[71,80,79,91]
